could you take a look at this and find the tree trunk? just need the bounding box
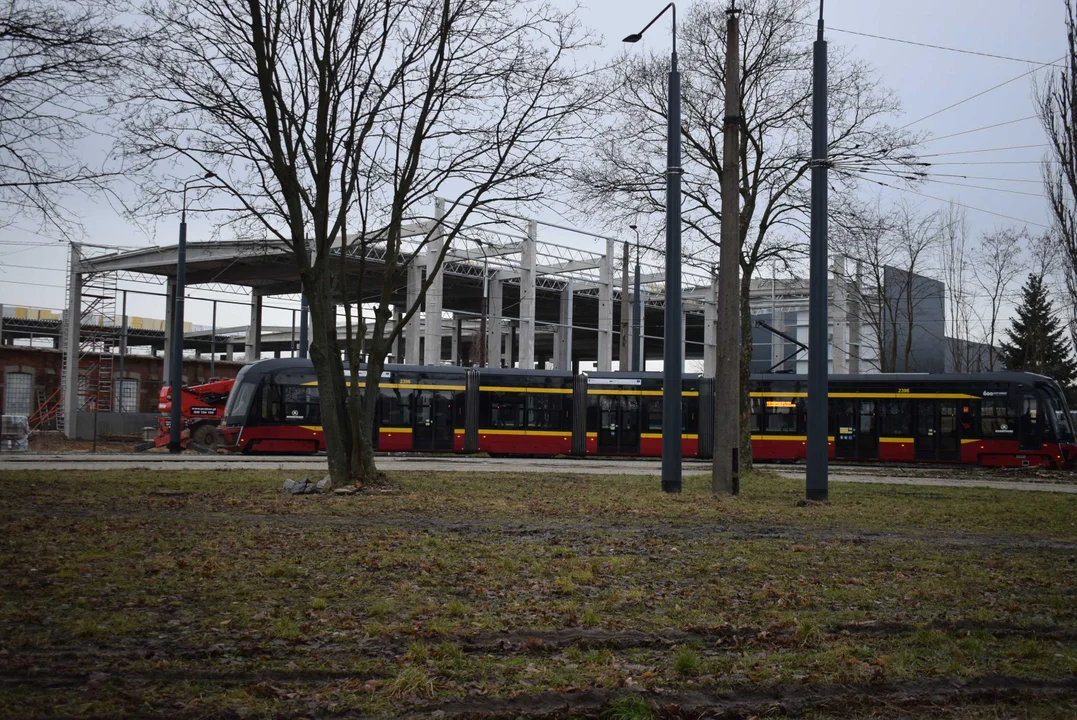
[350,308,394,485]
[304,275,354,484]
[738,268,754,471]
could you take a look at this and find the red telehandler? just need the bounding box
[136,377,235,451]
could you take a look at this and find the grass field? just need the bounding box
[1,467,1076,718]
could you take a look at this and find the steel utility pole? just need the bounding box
[806,0,830,501]
[624,2,682,493]
[713,1,741,496]
[620,241,631,370]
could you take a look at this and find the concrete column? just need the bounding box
[704,273,717,376]
[556,281,574,370]
[245,292,263,361]
[518,219,537,369]
[505,321,516,369]
[598,237,614,371]
[830,279,848,374]
[450,315,461,365]
[423,198,446,365]
[682,309,689,372]
[638,294,647,370]
[392,305,403,362]
[619,242,631,371]
[61,247,82,438]
[487,273,503,367]
[226,343,235,362]
[405,261,422,364]
[163,277,175,385]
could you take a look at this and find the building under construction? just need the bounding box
[5,211,942,440]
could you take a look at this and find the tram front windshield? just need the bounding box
[1041,383,1076,443]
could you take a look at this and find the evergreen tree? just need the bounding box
[999,274,1077,390]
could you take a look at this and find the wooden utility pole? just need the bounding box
[713,2,741,495]
[620,241,631,370]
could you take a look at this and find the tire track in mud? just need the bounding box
[8,502,1077,552]
[4,619,1075,678]
[412,676,1077,719]
[13,673,1072,719]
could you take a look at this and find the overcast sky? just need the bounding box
[0,0,1067,332]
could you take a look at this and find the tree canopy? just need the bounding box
[1000,273,1077,392]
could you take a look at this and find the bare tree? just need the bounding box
[938,203,978,371]
[974,227,1027,370]
[0,0,126,228]
[832,200,943,372]
[126,0,598,484]
[572,0,917,464]
[1038,0,1077,349]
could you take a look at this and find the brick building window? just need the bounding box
[4,372,33,416]
[119,379,139,413]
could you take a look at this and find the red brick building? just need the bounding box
[0,345,244,422]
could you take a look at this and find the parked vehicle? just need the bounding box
[147,377,235,450]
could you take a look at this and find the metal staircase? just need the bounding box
[39,246,120,434]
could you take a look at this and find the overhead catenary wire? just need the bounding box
[742,8,1067,67]
[899,57,1063,129]
[819,26,1065,68]
[922,115,1039,143]
[918,143,1049,158]
[844,167,1044,198]
[836,169,1050,229]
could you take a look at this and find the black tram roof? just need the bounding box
[234,358,1061,391]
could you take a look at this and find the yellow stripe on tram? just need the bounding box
[477,429,572,437]
[479,386,573,394]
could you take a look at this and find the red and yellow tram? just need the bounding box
[218,359,1077,469]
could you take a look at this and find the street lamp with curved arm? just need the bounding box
[169,170,216,453]
[624,4,681,493]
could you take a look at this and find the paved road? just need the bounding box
[3,453,1077,493]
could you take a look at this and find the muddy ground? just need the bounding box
[0,468,1075,718]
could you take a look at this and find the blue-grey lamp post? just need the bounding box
[624,2,682,493]
[629,224,642,372]
[806,0,829,500]
[169,171,216,453]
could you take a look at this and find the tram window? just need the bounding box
[490,393,524,429]
[879,400,912,436]
[379,388,412,427]
[859,401,876,433]
[981,397,1015,437]
[225,381,257,421]
[766,400,799,433]
[749,398,763,433]
[527,394,561,431]
[260,384,283,422]
[682,396,698,434]
[1044,396,1066,442]
[282,385,320,424]
[643,397,663,432]
[1021,393,1041,442]
[960,401,980,439]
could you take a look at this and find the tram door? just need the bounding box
[413,390,455,451]
[915,401,939,460]
[597,395,641,454]
[833,399,879,460]
[938,401,960,461]
[915,400,960,462]
[857,401,879,459]
[832,399,857,460]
